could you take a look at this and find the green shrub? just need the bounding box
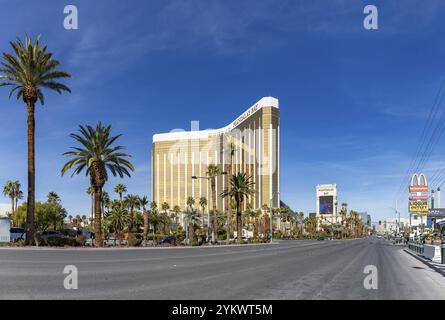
[128,233,142,247]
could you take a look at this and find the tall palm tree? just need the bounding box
[206,164,221,243]
[114,184,127,206]
[173,205,181,225]
[101,191,110,214]
[0,35,71,244]
[150,201,159,236]
[185,209,200,245]
[3,180,19,218]
[61,122,134,247]
[224,137,236,244]
[15,189,23,215]
[125,194,140,232]
[86,186,94,221]
[47,191,60,204]
[139,196,149,244]
[199,197,207,229]
[221,173,255,243]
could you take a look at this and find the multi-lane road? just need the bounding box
[1,237,445,299]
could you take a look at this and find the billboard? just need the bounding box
[319,196,334,214]
[409,200,428,213]
[409,173,428,213]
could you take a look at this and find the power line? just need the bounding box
[394,79,445,203]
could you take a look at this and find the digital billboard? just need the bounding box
[319,196,334,214]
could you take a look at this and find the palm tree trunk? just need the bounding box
[237,211,242,243]
[91,193,94,222]
[211,177,216,243]
[143,209,148,244]
[10,196,14,227]
[94,188,103,247]
[226,159,233,244]
[189,222,195,245]
[26,102,35,245]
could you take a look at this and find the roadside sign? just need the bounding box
[409,200,428,213]
[428,208,445,218]
[409,173,429,213]
[409,185,428,193]
[409,195,428,201]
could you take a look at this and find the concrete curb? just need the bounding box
[0,241,280,251]
[403,249,445,277]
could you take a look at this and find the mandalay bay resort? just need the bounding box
[151,97,280,232]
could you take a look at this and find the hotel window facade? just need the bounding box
[151,97,280,213]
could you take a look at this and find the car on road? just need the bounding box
[317,236,325,241]
[160,236,176,245]
[10,227,26,242]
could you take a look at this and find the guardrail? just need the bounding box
[407,241,445,263]
[407,241,424,255]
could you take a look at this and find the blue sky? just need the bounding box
[1,0,445,221]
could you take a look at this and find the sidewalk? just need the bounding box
[404,248,445,277]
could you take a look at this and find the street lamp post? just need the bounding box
[270,191,280,243]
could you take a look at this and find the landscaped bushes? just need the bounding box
[127,233,142,247]
[41,236,84,247]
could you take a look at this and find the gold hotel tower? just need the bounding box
[151,97,280,212]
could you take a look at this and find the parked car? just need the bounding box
[104,237,127,246]
[160,236,176,244]
[10,227,26,242]
[39,230,65,240]
[317,236,325,241]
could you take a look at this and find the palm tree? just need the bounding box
[125,194,140,232]
[61,122,134,247]
[224,137,236,244]
[47,191,60,204]
[101,191,110,214]
[186,197,195,211]
[86,186,94,221]
[221,173,255,243]
[15,189,23,215]
[139,196,149,244]
[162,202,170,213]
[0,35,71,244]
[114,184,127,206]
[173,205,181,225]
[150,201,159,236]
[107,206,130,241]
[185,209,201,245]
[206,164,221,243]
[3,180,18,217]
[199,197,207,229]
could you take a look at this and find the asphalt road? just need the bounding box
[1,237,445,299]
